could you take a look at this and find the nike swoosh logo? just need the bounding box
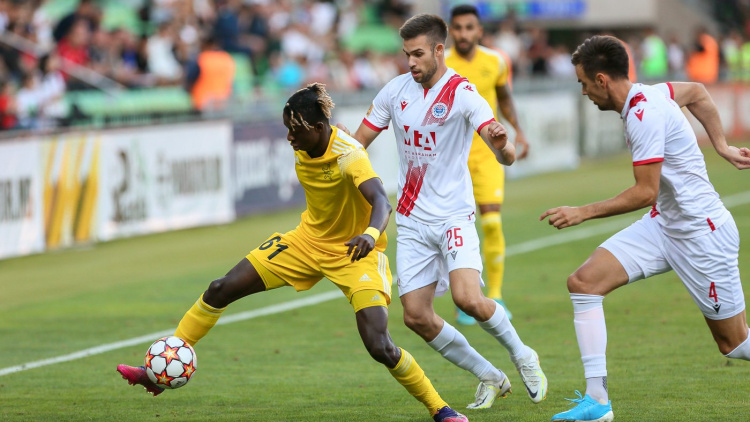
[525,384,538,399]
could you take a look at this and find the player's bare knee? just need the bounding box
[403,313,433,336]
[567,271,594,294]
[454,295,483,318]
[365,338,399,367]
[204,277,232,307]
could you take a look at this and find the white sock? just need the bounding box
[477,301,528,362]
[427,321,504,383]
[725,328,750,360]
[571,293,608,404]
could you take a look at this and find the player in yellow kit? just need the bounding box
[117,83,468,422]
[446,4,529,324]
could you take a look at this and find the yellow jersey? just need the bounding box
[295,126,386,252]
[446,45,510,156]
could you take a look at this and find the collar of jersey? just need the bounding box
[299,125,337,161]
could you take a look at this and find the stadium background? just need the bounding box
[1,1,749,421]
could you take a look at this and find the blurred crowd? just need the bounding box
[1,0,750,131]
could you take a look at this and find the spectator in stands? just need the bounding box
[686,26,719,84]
[109,28,153,88]
[56,18,91,88]
[722,30,745,81]
[547,44,575,78]
[666,32,686,80]
[525,26,551,76]
[0,21,27,81]
[147,20,183,85]
[0,79,18,130]
[52,0,99,43]
[185,35,236,111]
[639,27,668,79]
[15,72,41,129]
[38,53,68,128]
[493,19,523,74]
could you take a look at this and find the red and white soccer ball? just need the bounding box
[144,336,197,389]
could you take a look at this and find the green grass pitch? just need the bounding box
[1,146,748,421]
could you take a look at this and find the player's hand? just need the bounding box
[515,131,530,160]
[539,206,585,229]
[722,145,750,170]
[345,234,375,262]
[336,122,352,136]
[487,121,508,149]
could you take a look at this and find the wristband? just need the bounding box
[363,227,381,241]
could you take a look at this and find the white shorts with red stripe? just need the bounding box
[396,215,483,297]
[601,213,744,320]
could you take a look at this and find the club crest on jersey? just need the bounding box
[322,163,334,180]
[431,102,448,119]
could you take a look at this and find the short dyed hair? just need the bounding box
[399,13,448,48]
[571,35,629,81]
[283,83,334,130]
[450,4,480,21]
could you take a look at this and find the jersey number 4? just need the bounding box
[708,282,718,303]
[259,236,288,260]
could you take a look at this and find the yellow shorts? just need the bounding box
[467,137,505,205]
[247,228,392,310]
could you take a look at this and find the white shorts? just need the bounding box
[396,215,483,297]
[601,213,744,320]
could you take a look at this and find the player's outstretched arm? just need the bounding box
[496,84,529,159]
[669,82,750,170]
[345,178,391,262]
[480,120,515,165]
[540,162,661,229]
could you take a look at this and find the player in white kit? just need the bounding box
[541,35,750,422]
[345,14,548,413]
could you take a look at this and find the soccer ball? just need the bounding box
[144,336,197,389]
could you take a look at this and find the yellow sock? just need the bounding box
[481,212,505,300]
[388,348,448,415]
[174,294,226,347]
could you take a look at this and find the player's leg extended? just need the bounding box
[552,248,627,422]
[668,218,750,360]
[401,284,509,409]
[707,311,750,358]
[174,257,267,346]
[450,267,546,404]
[117,258,266,396]
[353,295,465,421]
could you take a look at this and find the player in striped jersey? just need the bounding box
[117,83,466,422]
[446,4,529,324]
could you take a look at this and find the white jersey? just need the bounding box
[363,69,496,225]
[622,83,730,239]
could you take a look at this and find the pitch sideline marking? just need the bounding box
[2,190,748,377]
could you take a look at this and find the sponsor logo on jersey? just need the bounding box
[400,100,408,111]
[359,273,372,282]
[450,250,458,260]
[713,303,722,313]
[431,102,448,119]
[635,109,645,121]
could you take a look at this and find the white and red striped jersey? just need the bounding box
[363,69,496,225]
[622,83,730,238]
